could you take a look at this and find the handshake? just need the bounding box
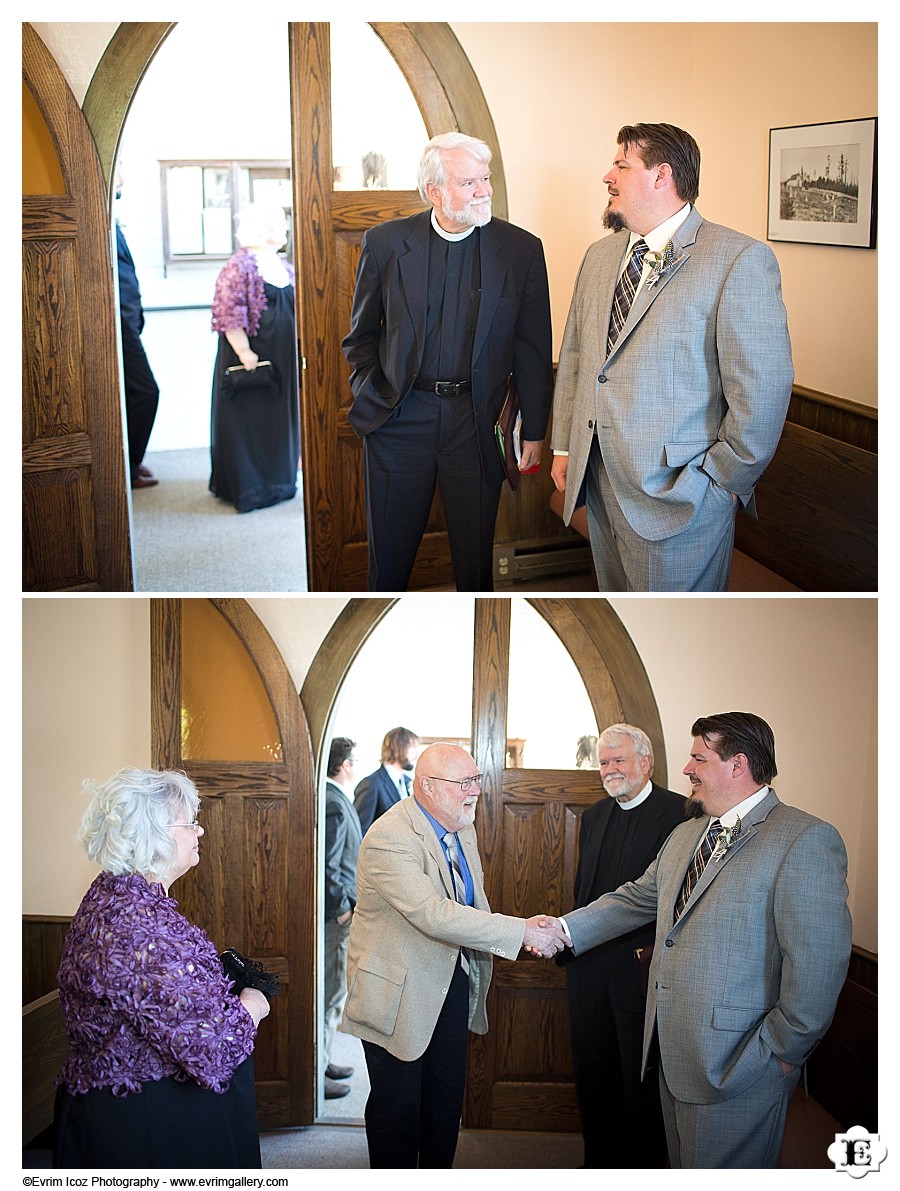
[522,915,571,958]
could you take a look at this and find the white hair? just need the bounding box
[235,202,288,250]
[76,767,200,880]
[599,723,654,767]
[417,132,492,203]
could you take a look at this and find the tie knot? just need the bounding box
[442,831,456,848]
[632,240,648,261]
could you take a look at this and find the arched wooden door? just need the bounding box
[301,596,665,1130]
[291,22,511,591]
[151,598,316,1129]
[22,23,132,590]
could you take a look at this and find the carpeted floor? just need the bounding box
[131,448,307,592]
[132,447,798,594]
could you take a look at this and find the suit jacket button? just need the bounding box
[588,420,594,429]
[665,939,674,947]
[441,987,448,995]
[597,374,607,383]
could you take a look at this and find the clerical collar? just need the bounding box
[431,209,478,242]
[616,780,653,810]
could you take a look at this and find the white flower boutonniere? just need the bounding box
[644,240,682,289]
[711,817,742,863]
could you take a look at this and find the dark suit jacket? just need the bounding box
[324,781,363,921]
[342,209,553,484]
[354,766,407,835]
[116,223,145,339]
[563,782,685,997]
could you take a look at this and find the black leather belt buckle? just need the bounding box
[417,378,470,396]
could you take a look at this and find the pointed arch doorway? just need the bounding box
[303,596,666,1131]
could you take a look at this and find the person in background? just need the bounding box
[209,202,299,513]
[322,737,363,1100]
[115,167,160,489]
[354,726,420,834]
[560,723,684,1167]
[54,768,269,1168]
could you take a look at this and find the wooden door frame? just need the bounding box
[75,22,507,592]
[150,598,316,1125]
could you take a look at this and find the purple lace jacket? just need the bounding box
[211,248,295,339]
[56,872,257,1097]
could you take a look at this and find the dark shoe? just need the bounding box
[325,1063,354,1080]
[131,468,158,488]
[324,1077,350,1099]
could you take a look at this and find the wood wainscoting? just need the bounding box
[734,386,876,592]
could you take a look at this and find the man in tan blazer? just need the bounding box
[342,742,565,1167]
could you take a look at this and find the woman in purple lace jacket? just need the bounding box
[209,203,299,513]
[54,769,270,1169]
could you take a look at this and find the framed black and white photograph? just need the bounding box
[767,117,877,248]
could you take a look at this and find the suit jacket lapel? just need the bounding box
[472,223,508,370]
[397,212,431,364]
[603,208,703,365]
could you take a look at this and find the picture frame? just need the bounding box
[767,117,877,248]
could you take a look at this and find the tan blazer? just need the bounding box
[341,796,526,1061]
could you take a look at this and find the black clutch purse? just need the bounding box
[223,360,277,393]
[219,947,280,997]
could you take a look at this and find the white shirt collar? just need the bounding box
[717,786,770,829]
[616,779,653,810]
[431,208,478,242]
[630,203,691,254]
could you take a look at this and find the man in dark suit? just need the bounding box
[323,736,364,1099]
[115,168,160,489]
[562,723,684,1167]
[354,726,420,835]
[342,131,554,591]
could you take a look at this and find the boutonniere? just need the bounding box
[711,817,742,863]
[644,240,683,288]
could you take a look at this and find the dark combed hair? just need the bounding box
[618,123,701,204]
[327,737,356,777]
[382,726,419,765]
[690,712,777,785]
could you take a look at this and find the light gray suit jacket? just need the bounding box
[341,796,526,1061]
[564,789,851,1105]
[551,208,793,540]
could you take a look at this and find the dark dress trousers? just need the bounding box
[563,781,685,1167]
[116,224,159,481]
[354,765,406,835]
[342,210,553,592]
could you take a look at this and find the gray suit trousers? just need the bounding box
[587,443,736,591]
[323,918,351,1070]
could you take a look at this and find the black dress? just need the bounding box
[54,1057,261,1169]
[209,279,299,513]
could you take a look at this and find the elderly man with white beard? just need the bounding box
[341,743,565,1167]
[342,132,553,592]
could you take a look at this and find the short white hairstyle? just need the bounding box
[598,723,654,768]
[76,767,200,880]
[235,202,288,250]
[417,132,492,203]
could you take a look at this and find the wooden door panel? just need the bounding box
[22,25,132,590]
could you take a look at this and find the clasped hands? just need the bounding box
[523,915,570,958]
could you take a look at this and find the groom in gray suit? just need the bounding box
[551,124,794,590]
[555,712,851,1168]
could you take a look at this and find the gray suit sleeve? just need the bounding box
[564,854,659,955]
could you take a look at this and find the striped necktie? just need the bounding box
[442,831,470,974]
[607,239,648,354]
[673,820,724,921]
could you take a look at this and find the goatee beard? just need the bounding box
[602,205,627,233]
[685,794,707,819]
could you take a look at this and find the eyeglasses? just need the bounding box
[168,819,202,833]
[425,774,483,794]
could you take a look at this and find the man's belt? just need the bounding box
[414,378,471,395]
